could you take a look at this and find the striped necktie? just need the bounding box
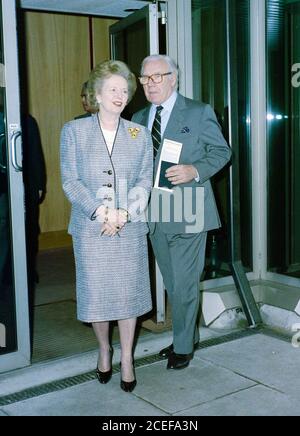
[151,105,163,157]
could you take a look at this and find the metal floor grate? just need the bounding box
[0,327,285,407]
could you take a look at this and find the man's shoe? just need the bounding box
[167,352,192,370]
[159,344,174,359]
[159,341,200,359]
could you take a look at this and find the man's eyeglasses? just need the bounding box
[138,72,172,85]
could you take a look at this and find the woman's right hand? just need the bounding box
[97,206,127,236]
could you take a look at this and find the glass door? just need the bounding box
[110,3,166,322]
[191,0,261,325]
[192,0,253,280]
[266,0,300,285]
[0,0,30,372]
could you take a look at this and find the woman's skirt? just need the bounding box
[72,234,152,322]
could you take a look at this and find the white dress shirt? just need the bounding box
[147,91,199,182]
[147,91,178,136]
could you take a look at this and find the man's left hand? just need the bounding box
[166,165,198,185]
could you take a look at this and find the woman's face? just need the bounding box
[97,75,129,117]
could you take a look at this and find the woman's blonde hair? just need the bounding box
[87,60,137,110]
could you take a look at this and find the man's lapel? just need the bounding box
[163,94,186,142]
[140,106,151,127]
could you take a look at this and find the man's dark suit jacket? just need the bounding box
[22,114,46,203]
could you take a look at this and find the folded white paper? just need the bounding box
[154,139,183,192]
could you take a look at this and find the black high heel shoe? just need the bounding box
[96,367,112,384]
[121,378,137,392]
[120,362,137,392]
[96,349,113,384]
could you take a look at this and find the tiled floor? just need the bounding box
[1,331,300,416]
[3,248,299,415]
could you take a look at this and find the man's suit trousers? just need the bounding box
[150,224,207,354]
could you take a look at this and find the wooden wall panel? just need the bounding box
[92,18,118,66]
[25,12,119,247]
[25,12,90,234]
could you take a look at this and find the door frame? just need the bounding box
[110,3,159,57]
[0,0,30,373]
[263,0,300,288]
[166,0,194,98]
[175,0,258,288]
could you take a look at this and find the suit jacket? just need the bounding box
[132,94,232,234]
[60,114,153,239]
[22,114,47,203]
[74,112,92,120]
[1,113,47,198]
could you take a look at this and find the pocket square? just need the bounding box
[181,126,190,133]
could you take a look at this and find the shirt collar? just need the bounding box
[151,91,178,114]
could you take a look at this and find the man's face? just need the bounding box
[142,59,177,105]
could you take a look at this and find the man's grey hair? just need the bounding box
[141,54,179,87]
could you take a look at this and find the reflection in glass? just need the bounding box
[192,0,252,279]
[267,0,300,277]
[0,3,18,355]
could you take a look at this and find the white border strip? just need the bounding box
[251,0,267,280]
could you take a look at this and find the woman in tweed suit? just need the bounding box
[60,60,153,392]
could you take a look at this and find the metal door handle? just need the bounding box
[11,130,22,172]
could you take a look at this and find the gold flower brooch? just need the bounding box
[128,127,141,139]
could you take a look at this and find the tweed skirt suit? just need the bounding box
[60,115,153,322]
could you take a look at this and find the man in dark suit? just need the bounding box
[0,110,9,290]
[22,114,46,348]
[133,55,231,370]
[22,114,46,286]
[75,81,97,120]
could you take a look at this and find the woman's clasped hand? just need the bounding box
[96,205,129,236]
